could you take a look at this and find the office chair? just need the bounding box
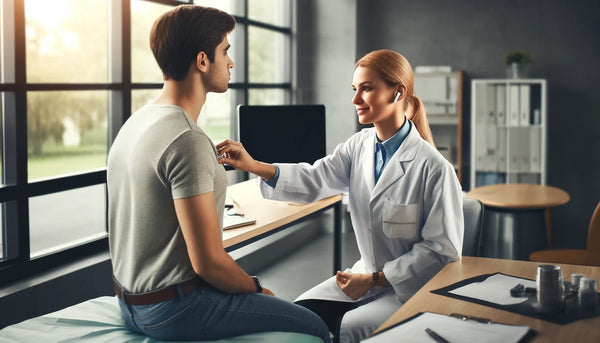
[462,197,484,256]
[529,200,600,266]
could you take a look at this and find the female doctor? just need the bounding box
[217,49,464,343]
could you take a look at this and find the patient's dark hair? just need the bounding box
[150,5,235,81]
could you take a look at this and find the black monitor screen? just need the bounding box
[237,105,326,164]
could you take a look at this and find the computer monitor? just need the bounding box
[237,105,326,164]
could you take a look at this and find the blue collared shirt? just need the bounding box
[266,119,411,187]
[374,120,411,183]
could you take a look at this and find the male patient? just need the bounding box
[107,5,329,342]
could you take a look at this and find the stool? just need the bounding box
[466,183,570,260]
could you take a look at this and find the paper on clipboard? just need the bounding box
[362,312,530,343]
[223,214,256,230]
[448,274,536,305]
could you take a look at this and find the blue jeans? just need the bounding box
[117,283,331,342]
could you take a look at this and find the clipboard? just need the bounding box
[431,273,600,324]
[362,311,535,343]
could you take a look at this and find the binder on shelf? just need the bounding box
[496,127,507,172]
[532,108,541,125]
[507,128,521,172]
[485,124,497,171]
[530,126,542,173]
[495,85,506,126]
[519,85,531,126]
[508,85,520,127]
[474,123,487,171]
[475,83,488,124]
[519,128,531,172]
[486,84,496,124]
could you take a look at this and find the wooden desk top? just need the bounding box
[466,184,570,210]
[375,256,600,342]
[222,179,342,249]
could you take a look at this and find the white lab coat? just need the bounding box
[260,121,464,303]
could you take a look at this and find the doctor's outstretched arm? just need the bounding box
[216,139,277,181]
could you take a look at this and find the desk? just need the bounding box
[375,256,600,342]
[223,180,343,274]
[467,184,570,260]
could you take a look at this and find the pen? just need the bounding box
[425,328,450,343]
[449,312,491,324]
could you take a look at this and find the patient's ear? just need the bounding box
[196,51,209,72]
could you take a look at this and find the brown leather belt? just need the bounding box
[113,277,208,306]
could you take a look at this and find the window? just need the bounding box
[0,0,292,284]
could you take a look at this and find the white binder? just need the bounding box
[486,84,496,124]
[530,126,542,172]
[475,123,488,172]
[485,124,497,171]
[475,83,488,124]
[496,126,507,172]
[519,128,531,172]
[508,85,520,127]
[495,85,506,126]
[519,85,531,126]
[508,128,521,172]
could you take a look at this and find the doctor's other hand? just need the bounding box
[335,271,371,300]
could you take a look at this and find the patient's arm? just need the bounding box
[174,192,273,295]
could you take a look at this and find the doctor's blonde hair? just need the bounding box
[356,49,435,147]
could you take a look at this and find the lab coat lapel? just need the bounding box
[362,132,376,193]
[370,126,420,201]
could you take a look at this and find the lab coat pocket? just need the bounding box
[382,201,418,239]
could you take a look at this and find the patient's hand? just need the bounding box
[335,271,371,300]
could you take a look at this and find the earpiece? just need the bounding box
[393,92,401,103]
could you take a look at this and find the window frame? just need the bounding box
[0,0,292,286]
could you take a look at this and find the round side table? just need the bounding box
[466,183,570,260]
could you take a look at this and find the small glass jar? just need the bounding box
[578,278,598,311]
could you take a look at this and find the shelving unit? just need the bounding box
[414,70,463,183]
[470,79,547,189]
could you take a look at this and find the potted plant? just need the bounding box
[504,50,532,79]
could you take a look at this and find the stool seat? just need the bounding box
[466,183,570,210]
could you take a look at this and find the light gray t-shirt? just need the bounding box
[107,104,227,293]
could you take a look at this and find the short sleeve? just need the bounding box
[161,131,217,199]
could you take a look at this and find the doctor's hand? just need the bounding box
[335,271,372,300]
[216,139,277,181]
[216,139,256,171]
[261,287,275,296]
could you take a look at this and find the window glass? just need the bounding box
[131,0,169,83]
[228,27,244,84]
[248,27,288,83]
[0,94,3,183]
[29,184,106,258]
[249,88,287,105]
[27,91,108,180]
[132,88,161,113]
[25,0,108,83]
[198,89,238,143]
[248,0,289,27]
[0,202,4,260]
[193,0,244,17]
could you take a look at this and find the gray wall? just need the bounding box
[356,0,600,248]
[295,0,357,153]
